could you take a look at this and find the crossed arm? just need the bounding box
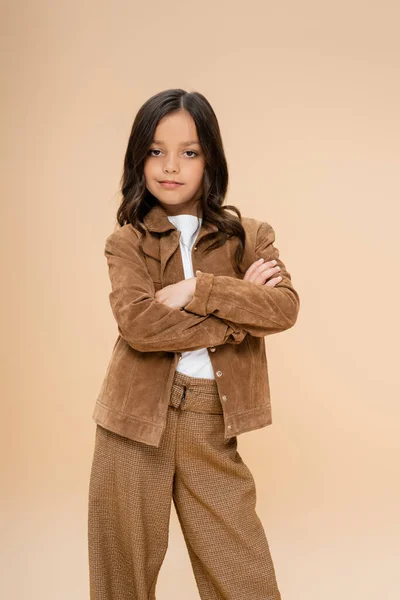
[104,222,299,353]
[104,230,246,353]
[183,221,300,337]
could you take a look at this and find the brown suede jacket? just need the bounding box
[92,202,300,447]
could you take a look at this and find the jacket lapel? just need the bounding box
[142,202,219,285]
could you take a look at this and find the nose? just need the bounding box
[163,152,180,173]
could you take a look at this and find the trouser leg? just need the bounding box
[87,416,176,600]
[171,372,282,600]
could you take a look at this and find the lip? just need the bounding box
[158,181,184,189]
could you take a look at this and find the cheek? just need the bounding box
[143,167,155,193]
[187,162,205,185]
[144,155,159,171]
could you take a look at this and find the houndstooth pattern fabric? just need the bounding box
[88,370,282,599]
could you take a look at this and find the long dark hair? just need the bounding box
[116,88,247,274]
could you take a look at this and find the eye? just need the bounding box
[147,149,199,158]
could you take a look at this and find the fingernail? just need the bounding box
[258,258,264,263]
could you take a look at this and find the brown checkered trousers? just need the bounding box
[88,370,282,599]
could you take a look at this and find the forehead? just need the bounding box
[152,138,200,146]
[152,110,200,145]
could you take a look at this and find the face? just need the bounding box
[143,109,206,216]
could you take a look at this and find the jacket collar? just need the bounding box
[143,201,219,242]
[143,201,177,233]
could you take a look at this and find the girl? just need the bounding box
[88,88,300,600]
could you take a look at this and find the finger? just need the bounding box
[243,258,265,280]
[258,262,281,281]
[251,263,280,285]
[244,258,277,282]
[264,276,282,287]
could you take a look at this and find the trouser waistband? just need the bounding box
[169,370,222,414]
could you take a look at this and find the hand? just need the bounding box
[155,277,197,309]
[243,258,282,287]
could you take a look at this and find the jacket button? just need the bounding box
[194,246,198,250]
[227,425,232,430]
[222,395,228,402]
[209,347,216,352]
[216,370,223,377]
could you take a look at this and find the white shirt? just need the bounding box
[166,213,215,379]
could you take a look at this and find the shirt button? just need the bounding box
[216,370,223,377]
[222,395,228,402]
[209,347,216,352]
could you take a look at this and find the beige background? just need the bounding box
[2,1,400,598]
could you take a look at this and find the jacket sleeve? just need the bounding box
[183,221,300,337]
[104,229,247,353]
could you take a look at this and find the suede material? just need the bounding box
[92,202,300,447]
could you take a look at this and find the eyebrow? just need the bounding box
[152,139,201,146]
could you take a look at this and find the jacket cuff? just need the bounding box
[183,271,214,316]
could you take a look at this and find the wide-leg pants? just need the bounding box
[88,370,282,600]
